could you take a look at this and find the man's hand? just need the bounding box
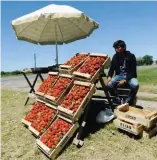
[117,80,126,87]
[107,77,112,83]
[105,77,112,85]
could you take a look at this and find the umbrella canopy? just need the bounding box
[12,4,99,65]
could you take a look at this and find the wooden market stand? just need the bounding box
[22,53,139,159]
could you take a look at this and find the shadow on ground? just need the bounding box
[78,100,113,140]
[78,100,145,141]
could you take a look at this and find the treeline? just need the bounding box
[1,70,22,76]
[137,55,156,66]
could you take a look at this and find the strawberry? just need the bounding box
[78,56,107,77]
[40,118,72,149]
[61,84,90,112]
[64,54,87,67]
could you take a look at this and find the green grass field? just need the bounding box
[1,90,157,160]
[137,66,157,93]
[138,66,157,85]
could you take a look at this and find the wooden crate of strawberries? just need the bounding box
[114,103,157,128]
[29,103,58,137]
[21,99,46,127]
[44,74,74,105]
[58,81,96,122]
[35,72,59,99]
[73,53,111,83]
[36,115,79,159]
[59,53,89,74]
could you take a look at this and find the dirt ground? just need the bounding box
[1,89,157,160]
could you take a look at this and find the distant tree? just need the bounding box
[11,70,21,75]
[136,57,144,66]
[1,71,11,76]
[1,71,6,75]
[142,55,153,65]
[1,70,22,76]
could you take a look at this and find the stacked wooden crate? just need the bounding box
[59,53,89,74]
[22,99,58,137]
[73,53,111,83]
[21,52,110,159]
[35,72,59,100]
[37,115,79,159]
[29,102,58,137]
[58,81,95,122]
[36,80,95,159]
[114,103,157,138]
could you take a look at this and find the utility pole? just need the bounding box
[34,53,36,69]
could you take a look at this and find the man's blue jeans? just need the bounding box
[107,75,139,105]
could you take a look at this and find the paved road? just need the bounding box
[1,74,47,92]
[136,100,157,111]
[138,92,157,99]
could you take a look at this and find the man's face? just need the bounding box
[115,46,124,53]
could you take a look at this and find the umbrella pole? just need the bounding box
[55,40,58,69]
[55,23,58,70]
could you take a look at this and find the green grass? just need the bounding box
[137,66,157,94]
[137,66,157,85]
[1,89,157,160]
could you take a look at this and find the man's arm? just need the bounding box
[126,54,137,81]
[107,55,115,78]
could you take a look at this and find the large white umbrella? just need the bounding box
[12,4,99,66]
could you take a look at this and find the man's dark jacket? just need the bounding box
[107,51,137,81]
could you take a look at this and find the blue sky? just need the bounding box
[1,1,157,71]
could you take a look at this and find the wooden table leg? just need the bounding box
[23,73,39,106]
[38,73,44,82]
[99,76,113,107]
[73,102,91,147]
